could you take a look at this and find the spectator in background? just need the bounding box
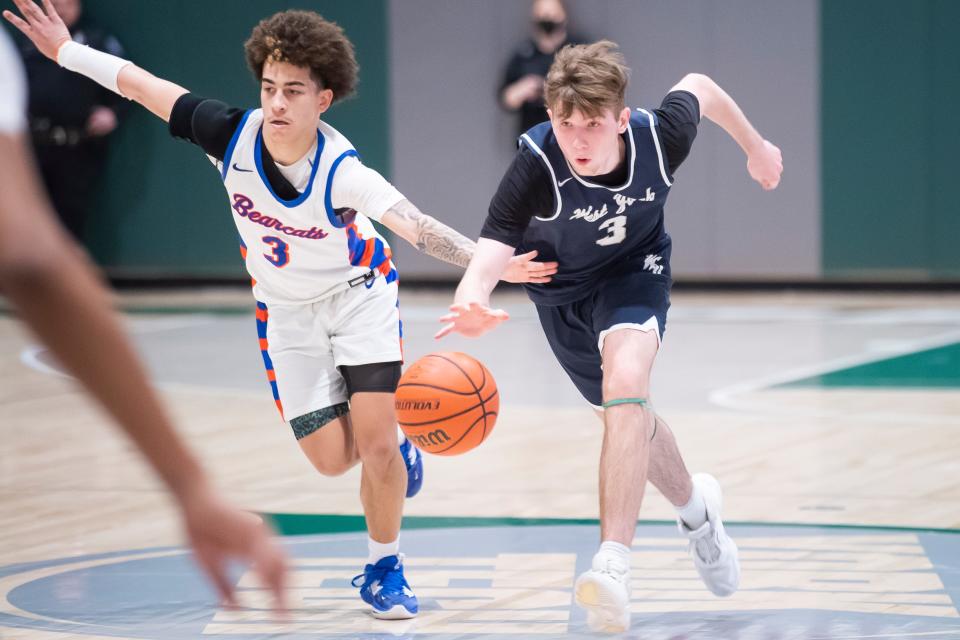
[18,0,127,241]
[499,0,580,139]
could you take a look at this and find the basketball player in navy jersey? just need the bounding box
[439,41,783,632]
[0,26,287,612]
[5,0,556,620]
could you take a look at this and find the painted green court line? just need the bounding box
[262,513,960,537]
[781,342,960,389]
[264,514,598,537]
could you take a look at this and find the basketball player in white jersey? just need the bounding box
[0,26,287,611]
[4,0,557,619]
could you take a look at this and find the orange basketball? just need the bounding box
[395,352,499,456]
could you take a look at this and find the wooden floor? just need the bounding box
[2,289,959,638]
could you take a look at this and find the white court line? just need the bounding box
[822,630,960,639]
[402,303,960,325]
[17,347,265,399]
[20,306,960,411]
[122,314,220,333]
[709,328,960,424]
[17,314,227,386]
[151,381,264,399]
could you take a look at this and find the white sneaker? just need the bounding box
[678,473,740,597]
[574,552,631,633]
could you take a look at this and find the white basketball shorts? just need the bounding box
[254,276,402,421]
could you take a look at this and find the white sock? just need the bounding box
[367,536,400,565]
[397,425,406,445]
[677,480,708,530]
[595,540,631,572]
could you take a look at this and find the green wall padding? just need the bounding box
[928,1,960,276]
[822,0,960,279]
[72,0,388,276]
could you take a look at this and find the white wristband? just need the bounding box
[57,40,132,97]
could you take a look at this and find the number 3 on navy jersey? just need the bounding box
[262,236,290,267]
[596,215,627,246]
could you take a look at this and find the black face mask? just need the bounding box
[535,19,563,36]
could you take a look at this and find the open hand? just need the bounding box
[501,249,558,284]
[514,74,543,102]
[503,74,544,109]
[4,0,72,61]
[435,302,509,339]
[747,139,783,190]
[180,482,288,613]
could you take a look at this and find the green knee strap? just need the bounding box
[602,397,648,409]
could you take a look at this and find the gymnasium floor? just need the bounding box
[2,288,959,639]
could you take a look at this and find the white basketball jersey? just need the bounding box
[0,30,27,134]
[217,110,397,304]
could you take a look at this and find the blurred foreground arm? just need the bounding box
[0,132,287,610]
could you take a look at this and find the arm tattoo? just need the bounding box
[389,199,475,269]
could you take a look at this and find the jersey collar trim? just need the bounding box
[521,133,563,222]
[254,126,325,208]
[563,125,636,192]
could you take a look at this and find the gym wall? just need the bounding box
[18,0,956,282]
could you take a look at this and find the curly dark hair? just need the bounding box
[244,10,358,102]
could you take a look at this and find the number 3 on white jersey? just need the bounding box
[262,236,290,267]
[596,215,627,246]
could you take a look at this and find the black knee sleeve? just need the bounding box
[339,361,402,396]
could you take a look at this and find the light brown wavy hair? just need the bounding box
[544,40,629,119]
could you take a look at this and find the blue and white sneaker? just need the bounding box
[399,436,423,498]
[351,554,419,619]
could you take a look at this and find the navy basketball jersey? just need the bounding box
[518,109,674,305]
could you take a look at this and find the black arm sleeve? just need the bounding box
[654,90,701,176]
[480,146,553,247]
[168,93,247,161]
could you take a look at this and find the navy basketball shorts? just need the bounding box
[535,271,671,409]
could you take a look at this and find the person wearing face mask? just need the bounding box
[499,0,581,139]
[14,0,127,242]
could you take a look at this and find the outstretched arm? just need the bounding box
[671,73,783,190]
[381,199,475,268]
[435,238,516,339]
[4,0,187,121]
[380,198,556,284]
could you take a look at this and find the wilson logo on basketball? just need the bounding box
[409,429,451,449]
[394,352,499,456]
